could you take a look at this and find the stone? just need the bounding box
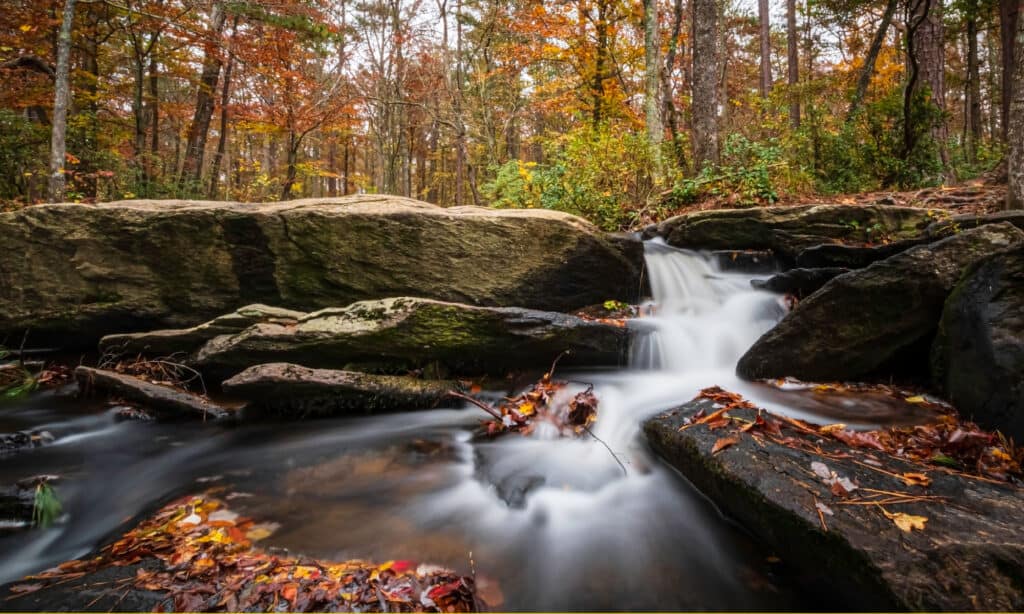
[736,223,1024,382]
[750,267,849,298]
[0,196,643,348]
[222,363,457,418]
[644,398,1024,611]
[75,366,229,421]
[932,245,1024,441]
[194,297,630,378]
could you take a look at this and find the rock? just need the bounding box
[644,398,1024,611]
[0,196,644,348]
[932,245,1024,441]
[644,205,937,263]
[750,267,849,298]
[794,238,925,269]
[0,429,54,455]
[709,249,779,273]
[222,363,456,418]
[194,297,630,378]
[924,210,1024,238]
[99,304,304,357]
[736,223,1024,382]
[0,484,35,535]
[75,366,229,421]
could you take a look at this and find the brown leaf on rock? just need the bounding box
[712,435,740,454]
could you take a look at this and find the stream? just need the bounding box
[0,240,925,610]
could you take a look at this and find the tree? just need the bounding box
[643,0,663,171]
[786,0,800,126]
[846,0,899,122]
[759,0,773,98]
[1000,0,1018,139]
[47,0,75,202]
[692,0,720,169]
[1008,3,1024,208]
[180,0,227,192]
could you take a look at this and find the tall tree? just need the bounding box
[643,0,663,169]
[909,0,951,177]
[786,0,800,126]
[846,0,899,121]
[964,0,982,163]
[47,0,75,202]
[180,0,227,191]
[1000,0,1019,139]
[759,0,773,97]
[692,0,720,169]
[1008,3,1024,208]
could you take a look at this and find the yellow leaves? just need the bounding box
[517,401,535,416]
[905,395,926,404]
[819,423,848,435]
[880,507,928,532]
[900,472,932,487]
[19,24,32,32]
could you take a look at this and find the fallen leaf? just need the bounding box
[815,501,834,516]
[901,472,932,487]
[712,436,740,454]
[881,508,928,532]
[905,395,926,403]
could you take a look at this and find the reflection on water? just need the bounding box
[0,241,929,609]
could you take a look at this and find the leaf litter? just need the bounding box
[21,494,482,612]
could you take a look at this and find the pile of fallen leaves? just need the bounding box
[685,386,1023,482]
[571,301,634,328]
[14,495,480,612]
[449,370,598,438]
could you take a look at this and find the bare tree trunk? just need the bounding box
[47,0,76,203]
[847,0,898,122]
[759,0,773,97]
[207,22,235,200]
[644,0,663,172]
[965,0,982,164]
[1008,8,1024,208]
[692,0,720,170]
[180,1,226,192]
[786,0,800,127]
[592,0,610,129]
[1000,0,1019,139]
[663,0,687,168]
[149,54,160,177]
[911,0,952,179]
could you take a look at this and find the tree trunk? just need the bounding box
[207,26,234,200]
[759,0,773,97]
[692,0,721,169]
[910,0,952,179]
[281,132,299,200]
[786,0,800,127]
[47,0,76,203]
[644,0,663,172]
[663,0,687,168]
[847,0,898,122]
[1000,0,1019,139]
[1008,7,1024,208]
[965,0,982,164]
[180,1,227,192]
[592,0,610,129]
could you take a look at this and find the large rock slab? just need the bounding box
[932,245,1024,440]
[195,297,630,378]
[644,205,938,262]
[750,267,849,298]
[737,223,1024,382]
[222,363,456,418]
[0,196,643,348]
[644,398,1024,611]
[99,304,304,357]
[75,366,229,421]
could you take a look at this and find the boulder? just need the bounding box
[222,363,456,418]
[644,398,1024,611]
[99,304,304,357]
[644,205,938,263]
[195,297,630,378]
[750,267,849,298]
[0,196,643,348]
[736,223,1024,382]
[932,245,1024,441]
[75,366,229,421]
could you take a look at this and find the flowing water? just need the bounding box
[0,241,921,609]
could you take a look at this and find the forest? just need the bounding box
[2,0,1022,230]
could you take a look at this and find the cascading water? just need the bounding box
[0,241,830,609]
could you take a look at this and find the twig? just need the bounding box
[546,350,572,379]
[584,426,628,476]
[813,496,828,532]
[446,391,503,421]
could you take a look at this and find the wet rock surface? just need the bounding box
[75,367,229,421]
[737,222,1024,382]
[0,196,643,348]
[644,398,1024,611]
[194,297,630,379]
[223,363,456,418]
[932,245,1024,441]
[750,267,849,298]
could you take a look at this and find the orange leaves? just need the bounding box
[29,495,481,613]
[711,435,740,454]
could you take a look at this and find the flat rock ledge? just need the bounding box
[75,366,229,421]
[644,398,1024,611]
[192,297,630,379]
[222,363,456,418]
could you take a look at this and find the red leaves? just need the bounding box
[711,436,740,454]
[27,495,481,612]
[830,429,886,451]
